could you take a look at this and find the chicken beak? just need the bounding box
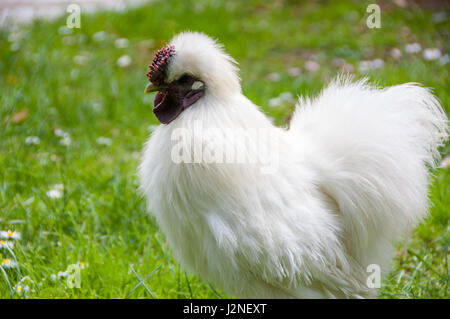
[144,83,160,93]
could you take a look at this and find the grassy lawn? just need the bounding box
[0,0,448,298]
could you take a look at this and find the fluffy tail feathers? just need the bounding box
[290,77,449,272]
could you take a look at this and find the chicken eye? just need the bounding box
[177,74,191,84]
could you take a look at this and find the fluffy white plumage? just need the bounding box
[139,32,449,298]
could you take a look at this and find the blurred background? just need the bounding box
[0,0,448,298]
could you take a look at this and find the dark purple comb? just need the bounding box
[146,45,175,86]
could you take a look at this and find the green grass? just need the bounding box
[0,0,448,298]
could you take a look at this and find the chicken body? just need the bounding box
[139,33,449,298]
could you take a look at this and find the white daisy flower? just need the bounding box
[304,60,320,73]
[287,67,302,77]
[269,92,294,108]
[15,276,33,294]
[440,54,449,65]
[358,59,384,72]
[0,240,14,249]
[46,189,62,199]
[405,43,421,54]
[423,48,441,61]
[1,258,18,269]
[53,128,66,137]
[358,60,372,72]
[97,137,112,146]
[78,261,89,269]
[115,38,130,49]
[266,72,281,82]
[46,184,64,199]
[60,136,72,146]
[15,285,23,294]
[390,48,402,59]
[0,230,21,240]
[25,136,40,145]
[278,92,294,101]
[93,31,108,42]
[372,58,385,69]
[439,156,450,168]
[117,55,132,68]
[341,63,354,73]
[269,97,282,108]
[58,271,69,279]
[54,128,72,145]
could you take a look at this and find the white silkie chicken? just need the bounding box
[139,32,449,298]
